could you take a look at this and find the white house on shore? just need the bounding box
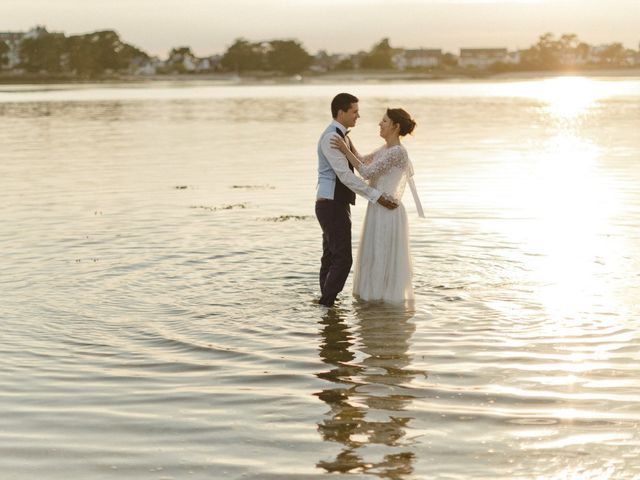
[459,48,509,68]
[130,56,164,75]
[196,55,221,72]
[392,49,442,70]
[505,50,522,65]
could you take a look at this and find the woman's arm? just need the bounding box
[330,135,364,172]
[357,146,408,180]
[349,141,373,164]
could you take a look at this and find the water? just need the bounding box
[1,77,639,479]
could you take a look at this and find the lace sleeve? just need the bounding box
[358,146,408,180]
[357,150,377,165]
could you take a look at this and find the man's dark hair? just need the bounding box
[331,93,359,118]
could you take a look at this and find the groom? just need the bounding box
[315,93,398,307]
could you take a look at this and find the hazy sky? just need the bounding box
[2,0,639,57]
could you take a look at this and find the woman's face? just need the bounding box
[378,114,398,139]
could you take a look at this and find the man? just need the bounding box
[315,93,398,307]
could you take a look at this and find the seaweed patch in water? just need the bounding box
[263,215,313,222]
[231,185,275,190]
[190,203,247,211]
[175,185,189,189]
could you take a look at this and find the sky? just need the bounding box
[2,0,639,57]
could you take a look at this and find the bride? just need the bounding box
[330,108,423,304]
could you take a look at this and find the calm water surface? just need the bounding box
[1,77,640,479]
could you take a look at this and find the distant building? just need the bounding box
[0,32,23,69]
[392,49,442,70]
[587,44,609,63]
[350,51,368,70]
[311,52,351,72]
[24,26,48,40]
[459,48,509,68]
[165,48,198,73]
[505,50,522,65]
[183,56,196,72]
[130,56,164,75]
[0,26,49,69]
[196,55,221,72]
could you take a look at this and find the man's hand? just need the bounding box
[377,194,399,210]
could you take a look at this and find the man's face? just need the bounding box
[340,102,360,128]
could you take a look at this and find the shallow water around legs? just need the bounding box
[1,77,640,479]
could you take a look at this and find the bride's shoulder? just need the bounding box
[386,144,406,152]
[394,144,408,153]
[389,144,409,158]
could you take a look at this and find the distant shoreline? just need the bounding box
[1,68,639,85]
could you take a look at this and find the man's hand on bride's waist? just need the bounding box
[377,194,398,210]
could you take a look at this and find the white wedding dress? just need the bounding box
[353,144,415,303]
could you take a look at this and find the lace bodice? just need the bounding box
[357,145,410,201]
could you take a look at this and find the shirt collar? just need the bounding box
[331,120,348,136]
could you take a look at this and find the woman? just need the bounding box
[330,108,423,303]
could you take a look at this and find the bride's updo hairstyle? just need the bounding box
[387,108,416,136]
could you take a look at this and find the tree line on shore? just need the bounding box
[0,27,636,78]
[0,30,148,76]
[0,28,315,77]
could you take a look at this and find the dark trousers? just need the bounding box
[315,200,352,307]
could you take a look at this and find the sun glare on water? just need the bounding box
[498,77,625,322]
[536,76,603,118]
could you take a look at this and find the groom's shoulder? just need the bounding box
[320,123,334,133]
[320,123,339,139]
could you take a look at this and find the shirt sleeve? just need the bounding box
[358,146,408,180]
[321,133,381,203]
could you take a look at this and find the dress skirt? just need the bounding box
[352,202,413,303]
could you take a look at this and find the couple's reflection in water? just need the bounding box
[315,301,423,479]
